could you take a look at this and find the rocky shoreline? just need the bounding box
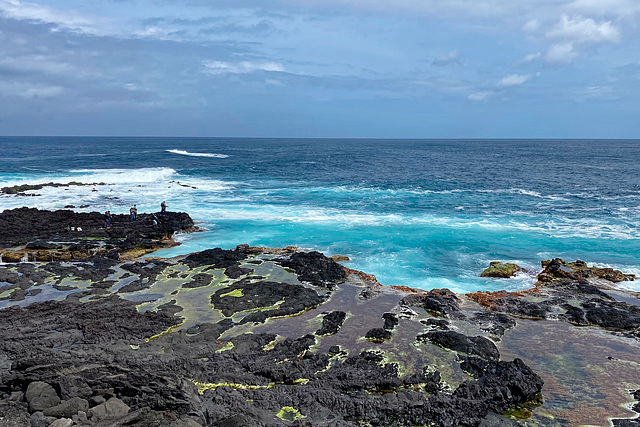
[0,208,639,427]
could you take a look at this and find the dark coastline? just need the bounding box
[0,208,639,426]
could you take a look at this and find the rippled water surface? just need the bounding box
[1,137,639,292]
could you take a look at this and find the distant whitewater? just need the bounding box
[1,136,639,293]
[167,149,229,158]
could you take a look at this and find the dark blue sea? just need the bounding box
[1,137,639,292]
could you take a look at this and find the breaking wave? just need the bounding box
[166,149,229,158]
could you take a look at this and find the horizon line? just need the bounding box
[1,135,639,141]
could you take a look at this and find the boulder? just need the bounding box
[89,397,130,421]
[29,412,47,427]
[481,262,521,278]
[25,382,60,412]
[48,419,73,427]
[43,397,89,418]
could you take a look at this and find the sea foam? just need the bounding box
[166,149,229,158]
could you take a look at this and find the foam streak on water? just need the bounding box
[1,137,639,292]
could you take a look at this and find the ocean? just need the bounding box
[1,136,639,293]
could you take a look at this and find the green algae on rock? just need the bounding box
[481,262,522,278]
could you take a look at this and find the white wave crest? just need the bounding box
[166,149,229,158]
[67,168,177,184]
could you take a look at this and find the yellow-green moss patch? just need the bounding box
[216,342,234,352]
[276,406,303,421]
[220,289,244,298]
[188,379,275,394]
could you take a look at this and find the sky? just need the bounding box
[0,0,639,138]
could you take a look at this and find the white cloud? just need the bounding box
[546,42,579,63]
[0,0,98,33]
[432,50,462,67]
[567,0,640,18]
[523,52,542,62]
[497,74,531,87]
[546,14,620,43]
[523,19,540,32]
[468,91,493,101]
[203,60,285,75]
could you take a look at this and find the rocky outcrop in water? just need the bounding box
[468,260,640,338]
[0,207,195,261]
[481,262,522,278]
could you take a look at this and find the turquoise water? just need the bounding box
[1,137,639,292]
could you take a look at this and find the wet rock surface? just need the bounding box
[315,311,347,336]
[0,219,638,426]
[481,262,522,278]
[0,207,195,260]
[276,251,346,288]
[468,260,640,338]
[419,330,500,361]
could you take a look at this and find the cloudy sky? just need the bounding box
[0,0,639,138]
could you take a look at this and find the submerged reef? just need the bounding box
[0,209,638,426]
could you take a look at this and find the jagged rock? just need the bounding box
[25,382,60,412]
[88,397,130,421]
[43,397,89,418]
[422,318,450,329]
[183,248,247,269]
[471,312,517,337]
[29,412,47,427]
[481,262,522,278]
[0,401,30,426]
[382,312,399,330]
[277,251,346,288]
[316,311,347,336]
[72,411,89,424]
[212,414,264,427]
[466,291,550,319]
[89,396,106,407]
[48,419,73,427]
[210,279,323,323]
[365,328,392,342]
[401,289,460,317]
[538,258,635,283]
[224,265,252,279]
[419,330,500,361]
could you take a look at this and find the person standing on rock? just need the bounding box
[105,211,112,229]
[130,204,137,222]
[161,201,167,215]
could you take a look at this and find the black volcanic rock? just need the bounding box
[210,279,323,323]
[0,207,193,248]
[419,330,500,361]
[401,289,461,317]
[316,311,347,336]
[538,258,635,283]
[183,247,247,269]
[382,312,399,330]
[277,251,346,288]
[365,328,392,342]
